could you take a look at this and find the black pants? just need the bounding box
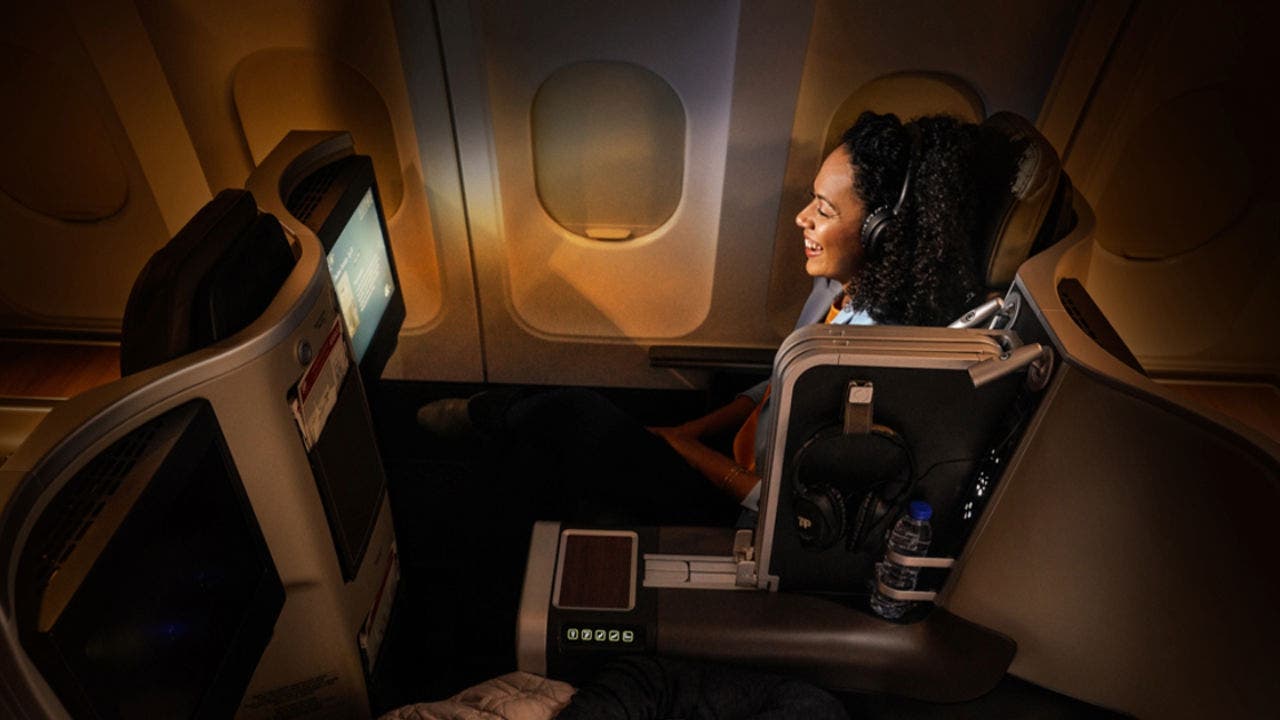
[558,655,850,720]
[468,387,741,527]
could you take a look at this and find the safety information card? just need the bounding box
[290,318,349,451]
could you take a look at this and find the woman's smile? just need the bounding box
[795,146,866,284]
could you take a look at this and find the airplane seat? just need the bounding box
[972,111,1073,294]
[2,188,399,719]
[119,188,296,375]
[821,71,986,157]
[944,111,1074,329]
[512,323,1034,707]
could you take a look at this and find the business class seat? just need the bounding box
[1,187,399,719]
[974,111,1074,293]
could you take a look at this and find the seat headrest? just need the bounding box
[120,189,296,375]
[973,112,1074,290]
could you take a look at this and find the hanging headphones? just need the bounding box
[859,123,922,257]
[790,423,914,551]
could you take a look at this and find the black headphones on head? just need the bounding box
[859,123,922,257]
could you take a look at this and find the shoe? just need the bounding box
[416,398,476,440]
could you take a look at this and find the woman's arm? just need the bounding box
[650,424,759,501]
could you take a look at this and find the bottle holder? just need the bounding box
[874,551,955,602]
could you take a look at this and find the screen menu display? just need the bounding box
[326,188,395,363]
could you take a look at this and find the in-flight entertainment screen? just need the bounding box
[326,188,395,363]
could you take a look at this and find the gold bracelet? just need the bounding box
[720,463,748,489]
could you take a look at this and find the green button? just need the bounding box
[622,630,634,643]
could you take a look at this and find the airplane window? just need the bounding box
[531,61,684,241]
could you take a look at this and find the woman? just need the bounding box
[419,111,984,525]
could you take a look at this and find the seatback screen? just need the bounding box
[326,188,395,364]
[18,401,283,719]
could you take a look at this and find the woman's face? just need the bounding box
[795,146,866,284]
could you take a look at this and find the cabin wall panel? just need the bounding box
[945,366,1280,717]
[699,1,816,347]
[0,0,205,332]
[1053,0,1280,380]
[476,0,737,341]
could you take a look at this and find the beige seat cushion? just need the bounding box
[976,112,1064,289]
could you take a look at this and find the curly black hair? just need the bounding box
[840,111,984,326]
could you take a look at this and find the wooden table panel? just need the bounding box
[0,340,120,400]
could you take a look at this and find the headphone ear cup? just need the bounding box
[847,491,892,552]
[794,483,846,549]
[860,206,890,256]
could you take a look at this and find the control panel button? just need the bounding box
[561,624,644,648]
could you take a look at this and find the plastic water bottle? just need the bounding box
[869,500,933,620]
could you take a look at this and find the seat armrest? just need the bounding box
[656,591,1014,703]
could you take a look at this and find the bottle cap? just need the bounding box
[908,500,932,521]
